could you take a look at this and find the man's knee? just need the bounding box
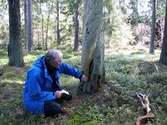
[44,100,62,116]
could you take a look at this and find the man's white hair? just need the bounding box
[45,49,63,64]
[47,49,63,59]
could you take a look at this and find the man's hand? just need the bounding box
[55,91,62,98]
[56,90,72,101]
[81,74,88,82]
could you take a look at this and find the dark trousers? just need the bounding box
[44,98,63,117]
[44,93,72,117]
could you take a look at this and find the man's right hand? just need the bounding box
[55,91,62,98]
[55,90,72,101]
[81,74,88,82]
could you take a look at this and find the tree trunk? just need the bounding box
[56,0,60,45]
[42,14,45,48]
[73,3,79,51]
[119,0,125,6]
[130,0,139,25]
[78,0,105,94]
[45,2,53,50]
[24,0,33,52]
[159,1,167,65]
[40,2,45,49]
[8,0,24,67]
[149,0,156,54]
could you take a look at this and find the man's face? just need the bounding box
[52,56,62,68]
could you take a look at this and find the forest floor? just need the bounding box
[0,42,167,125]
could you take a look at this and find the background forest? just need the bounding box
[0,0,167,125]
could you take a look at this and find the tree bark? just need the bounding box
[73,3,79,51]
[8,0,24,67]
[159,0,167,65]
[130,0,139,25]
[45,2,53,50]
[40,1,45,49]
[24,0,33,52]
[119,0,125,6]
[56,0,60,45]
[149,0,156,54]
[78,0,105,94]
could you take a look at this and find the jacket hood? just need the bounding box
[33,55,45,68]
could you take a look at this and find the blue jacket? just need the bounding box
[23,56,82,114]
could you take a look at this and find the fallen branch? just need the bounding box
[136,93,151,113]
[136,112,155,125]
[135,93,155,125]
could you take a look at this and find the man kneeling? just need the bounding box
[23,49,87,116]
